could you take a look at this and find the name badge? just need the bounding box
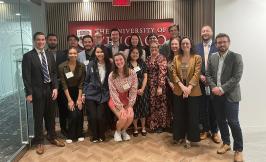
[134,66,141,72]
[84,60,90,66]
[65,72,74,79]
[122,83,130,90]
[205,86,211,95]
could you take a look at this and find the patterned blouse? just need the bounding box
[108,70,138,110]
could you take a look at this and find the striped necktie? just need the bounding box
[40,52,50,83]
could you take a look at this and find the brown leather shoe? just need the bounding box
[217,144,231,154]
[36,144,44,155]
[212,133,221,144]
[200,132,208,140]
[49,138,65,147]
[234,151,244,162]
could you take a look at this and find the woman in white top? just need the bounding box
[124,33,146,61]
[83,45,112,142]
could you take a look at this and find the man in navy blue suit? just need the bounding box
[195,25,221,143]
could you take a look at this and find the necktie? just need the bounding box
[203,44,209,70]
[40,52,50,83]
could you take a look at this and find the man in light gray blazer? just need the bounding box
[206,33,244,162]
[77,35,95,69]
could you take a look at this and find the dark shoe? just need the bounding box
[36,144,44,155]
[49,138,65,147]
[90,137,98,143]
[217,144,231,154]
[155,127,163,133]
[133,130,139,137]
[234,151,244,162]
[141,129,147,136]
[212,133,221,144]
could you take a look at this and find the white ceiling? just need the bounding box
[43,0,172,3]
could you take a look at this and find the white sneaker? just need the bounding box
[121,130,131,141]
[78,137,84,142]
[114,131,122,142]
[66,139,72,144]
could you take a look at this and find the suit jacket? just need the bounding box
[46,50,68,71]
[195,41,218,75]
[172,55,201,96]
[105,43,127,59]
[84,60,110,103]
[77,50,95,67]
[206,51,243,102]
[172,54,202,96]
[22,49,58,97]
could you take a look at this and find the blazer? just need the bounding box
[195,41,218,75]
[58,61,86,90]
[206,51,243,102]
[22,49,58,97]
[83,60,110,103]
[105,43,127,59]
[77,49,95,66]
[172,54,202,96]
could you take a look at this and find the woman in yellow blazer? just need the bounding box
[171,37,202,149]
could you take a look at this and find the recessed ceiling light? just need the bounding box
[0,1,5,4]
[15,13,21,16]
[83,0,90,2]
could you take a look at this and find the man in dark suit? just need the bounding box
[22,32,65,155]
[195,25,220,143]
[46,33,68,137]
[206,33,244,162]
[105,28,126,62]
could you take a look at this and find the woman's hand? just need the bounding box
[68,99,75,111]
[157,86,162,96]
[81,94,85,104]
[169,82,175,91]
[76,98,83,110]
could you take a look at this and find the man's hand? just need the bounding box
[26,95,32,103]
[52,89,58,100]
[212,87,224,96]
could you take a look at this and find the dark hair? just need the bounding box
[33,32,45,40]
[112,52,129,79]
[68,47,78,53]
[147,33,158,40]
[179,36,196,55]
[127,47,143,64]
[82,35,94,42]
[168,37,180,61]
[46,33,57,39]
[67,34,79,42]
[110,28,120,36]
[168,24,180,32]
[215,33,231,43]
[93,45,112,75]
[128,33,142,48]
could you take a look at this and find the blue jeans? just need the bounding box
[212,96,243,151]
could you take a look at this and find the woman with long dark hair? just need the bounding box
[127,47,149,137]
[172,37,202,148]
[83,45,112,142]
[124,33,146,61]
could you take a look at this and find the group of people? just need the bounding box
[21,24,244,162]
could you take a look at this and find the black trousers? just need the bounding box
[199,83,218,133]
[32,83,56,144]
[86,99,106,139]
[67,87,83,140]
[57,86,68,132]
[172,95,200,142]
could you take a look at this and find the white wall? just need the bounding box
[215,0,266,130]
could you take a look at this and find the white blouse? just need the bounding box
[98,63,106,83]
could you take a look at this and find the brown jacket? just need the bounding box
[172,54,202,96]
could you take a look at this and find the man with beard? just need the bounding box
[46,33,68,137]
[77,35,95,68]
[195,25,221,143]
[206,33,244,162]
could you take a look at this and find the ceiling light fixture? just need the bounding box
[0,1,5,4]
